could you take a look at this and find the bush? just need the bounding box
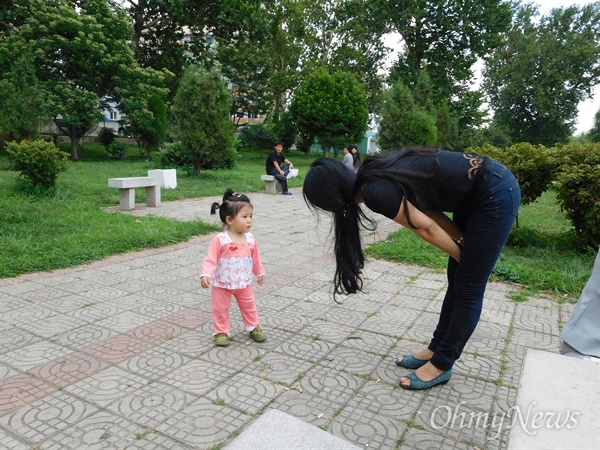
[553,142,600,250]
[98,127,116,149]
[106,141,127,160]
[5,139,69,189]
[239,124,276,150]
[469,142,556,205]
[159,141,194,175]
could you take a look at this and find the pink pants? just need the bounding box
[211,285,259,335]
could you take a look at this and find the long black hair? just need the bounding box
[211,189,252,227]
[303,148,440,298]
[303,158,377,299]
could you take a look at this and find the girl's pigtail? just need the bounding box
[210,202,220,215]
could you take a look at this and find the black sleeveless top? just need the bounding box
[361,151,493,219]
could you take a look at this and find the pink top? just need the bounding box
[201,231,265,289]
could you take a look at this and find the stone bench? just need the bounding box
[108,177,161,211]
[261,169,299,195]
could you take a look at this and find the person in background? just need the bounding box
[342,147,354,171]
[266,140,294,195]
[201,189,267,346]
[560,248,600,360]
[351,145,361,172]
[303,148,520,390]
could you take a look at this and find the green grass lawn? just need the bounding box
[1,143,595,300]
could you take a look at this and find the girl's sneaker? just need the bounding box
[214,333,231,347]
[249,326,267,342]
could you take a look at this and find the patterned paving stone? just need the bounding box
[509,328,561,352]
[19,286,65,302]
[126,319,185,345]
[331,296,384,314]
[260,308,311,333]
[95,311,155,333]
[123,431,191,450]
[65,302,126,323]
[401,312,440,342]
[137,286,189,302]
[103,293,157,311]
[463,335,506,359]
[0,364,19,381]
[0,327,41,354]
[65,367,149,407]
[106,382,194,428]
[155,329,211,358]
[0,374,55,417]
[80,286,130,301]
[292,299,335,319]
[28,315,85,339]
[301,321,357,344]
[200,343,264,371]
[243,352,314,385]
[269,391,343,429]
[0,391,97,442]
[0,305,56,329]
[320,347,382,377]
[164,307,212,329]
[0,295,30,313]
[452,353,502,381]
[2,342,72,372]
[118,347,190,380]
[295,365,365,405]
[161,359,237,396]
[156,397,251,448]
[40,410,145,450]
[83,334,153,364]
[0,430,29,450]
[401,428,473,449]
[272,334,335,363]
[206,372,286,415]
[338,330,397,357]
[328,405,407,450]
[359,308,420,337]
[255,294,298,312]
[52,323,120,351]
[347,380,423,421]
[371,358,410,386]
[27,351,108,387]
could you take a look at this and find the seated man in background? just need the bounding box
[266,140,294,195]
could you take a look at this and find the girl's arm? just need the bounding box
[425,211,463,243]
[200,236,221,283]
[393,200,461,262]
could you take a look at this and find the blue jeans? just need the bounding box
[269,166,289,193]
[429,161,521,371]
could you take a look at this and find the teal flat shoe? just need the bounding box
[399,369,452,390]
[395,355,429,369]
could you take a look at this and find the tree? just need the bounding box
[378,81,437,151]
[289,67,368,156]
[0,55,46,142]
[172,66,235,176]
[382,0,511,126]
[0,0,168,159]
[590,108,600,143]
[127,94,167,161]
[483,3,600,145]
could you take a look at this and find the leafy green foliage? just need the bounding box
[483,3,600,146]
[0,54,46,142]
[5,140,69,189]
[290,67,368,155]
[128,94,167,161]
[98,128,116,149]
[239,125,276,151]
[106,142,127,161]
[590,109,600,143]
[378,81,437,151]
[172,66,236,175]
[553,142,600,250]
[470,142,556,205]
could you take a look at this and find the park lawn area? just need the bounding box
[0,142,595,300]
[0,144,316,279]
[366,190,596,300]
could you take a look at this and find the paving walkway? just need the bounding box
[0,187,579,449]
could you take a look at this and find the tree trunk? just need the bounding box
[69,124,79,159]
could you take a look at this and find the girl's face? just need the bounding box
[226,204,253,234]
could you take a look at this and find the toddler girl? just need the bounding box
[201,189,267,346]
